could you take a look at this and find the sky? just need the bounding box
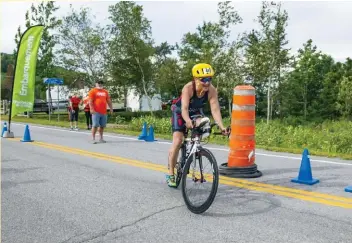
[1,0,352,63]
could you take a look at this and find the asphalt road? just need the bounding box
[2,122,352,243]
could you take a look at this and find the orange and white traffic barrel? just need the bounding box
[219,85,262,178]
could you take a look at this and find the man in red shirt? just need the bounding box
[69,93,82,131]
[88,80,113,143]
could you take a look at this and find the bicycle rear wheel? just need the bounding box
[181,147,219,214]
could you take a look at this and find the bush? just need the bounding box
[128,116,352,155]
[110,110,171,123]
[127,115,232,134]
[255,119,352,154]
[31,111,351,155]
[129,116,172,134]
[108,105,230,124]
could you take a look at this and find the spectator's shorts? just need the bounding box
[92,112,107,128]
[70,108,79,122]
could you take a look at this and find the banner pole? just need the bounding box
[7,31,23,133]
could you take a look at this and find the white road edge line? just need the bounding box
[8,122,352,166]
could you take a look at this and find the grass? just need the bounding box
[2,113,352,160]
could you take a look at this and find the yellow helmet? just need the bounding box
[192,63,215,78]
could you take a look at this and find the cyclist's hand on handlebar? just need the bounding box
[185,119,194,129]
[221,127,231,136]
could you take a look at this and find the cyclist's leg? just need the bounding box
[167,131,183,171]
[167,105,185,187]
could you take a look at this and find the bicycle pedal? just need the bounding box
[192,177,207,183]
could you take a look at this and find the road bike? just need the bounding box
[173,114,230,214]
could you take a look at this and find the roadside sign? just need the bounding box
[43,78,64,85]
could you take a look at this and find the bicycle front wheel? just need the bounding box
[175,144,186,188]
[181,147,219,214]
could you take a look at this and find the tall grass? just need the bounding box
[5,113,351,158]
[127,116,352,155]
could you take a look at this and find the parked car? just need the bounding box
[32,99,50,114]
[24,99,50,116]
[50,100,69,112]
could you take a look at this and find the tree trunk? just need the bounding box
[270,92,274,120]
[267,79,271,125]
[303,83,307,120]
[304,97,307,120]
[174,80,178,96]
[228,97,232,117]
[123,85,128,109]
[135,56,153,116]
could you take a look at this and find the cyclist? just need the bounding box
[166,63,229,187]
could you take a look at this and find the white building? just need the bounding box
[126,88,162,112]
[45,85,70,111]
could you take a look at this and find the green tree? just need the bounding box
[336,58,352,118]
[244,1,291,122]
[216,42,246,115]
[316,61,343,119]
[1,53,15,73]
[154,58,182,99]
[57,5,109,86]
[14,1,62,99]
[280,39,335,120]
[153,42,182,98]
[107,1,155,113]
[337,76,352,119]
[176,1,244,115]
[1,62,15,100]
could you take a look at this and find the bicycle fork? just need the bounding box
[190,146,206,183]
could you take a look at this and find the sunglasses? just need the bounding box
[200,77,212,83]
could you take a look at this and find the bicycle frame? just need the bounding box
[178,119,219,173]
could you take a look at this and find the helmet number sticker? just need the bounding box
[203,68,211,74]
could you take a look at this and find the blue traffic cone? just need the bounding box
[138,122,148,140]
[291,149,319,185]
[21,124,33,142]
[345,185,352,193]
[1,122,8,137]
[145,125,156,142]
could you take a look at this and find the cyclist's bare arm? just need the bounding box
[208,86,225,131]
[181,83,193,125]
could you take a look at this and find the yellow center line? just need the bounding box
[8,138,352,209]
[219,176,352,204]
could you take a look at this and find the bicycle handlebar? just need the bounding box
[187,115,231,138]
[211,123,231,138]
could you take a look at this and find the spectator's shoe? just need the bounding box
[70,127,73,131]
[99,139,106,143]
[91,140,98,144]
[74,127,79,131]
